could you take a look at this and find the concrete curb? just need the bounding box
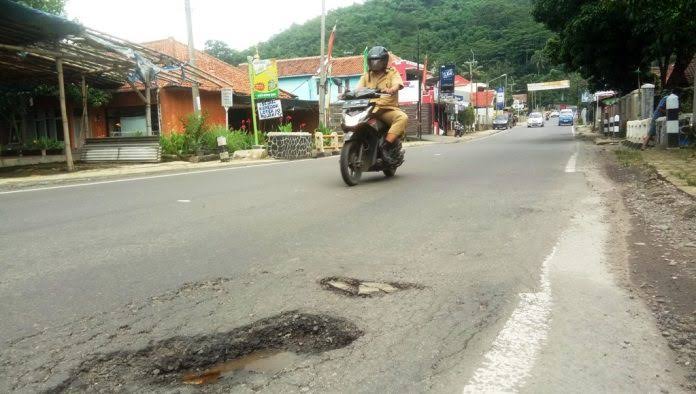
[0,158,279,191]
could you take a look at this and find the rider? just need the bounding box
[356,46,407,165]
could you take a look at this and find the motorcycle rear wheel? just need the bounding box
[340,141,363,186]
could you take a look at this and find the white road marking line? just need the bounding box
[564,153,578,173]
[434,153,442,156]
[463,245,557,393]
[177,199,191,203]
[0,158,326,195]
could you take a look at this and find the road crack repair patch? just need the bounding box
[320,276,422,297]
[50,312,362,392]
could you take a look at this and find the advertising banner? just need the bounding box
[252,59,279,100]
[496,88,505,110]
[527,80,570,92]
[439,64,455,94]
[257,99,283,120]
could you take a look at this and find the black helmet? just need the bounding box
[367,46,389,72]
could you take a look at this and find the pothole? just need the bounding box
[320,276,421,297]
[53,312,362,391]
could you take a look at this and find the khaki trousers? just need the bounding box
[374,108,408,138]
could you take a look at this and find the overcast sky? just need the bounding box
[65,0,363,51]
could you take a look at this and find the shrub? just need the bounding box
[160,133,186,156]
[316,123,333,135]
[201,125,265,153]
[181,113,209,154]
[30,137,64,150]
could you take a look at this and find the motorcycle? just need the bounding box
[454,121,464,137]
[339,88,405,186]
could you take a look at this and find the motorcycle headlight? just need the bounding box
[344,108,370,127]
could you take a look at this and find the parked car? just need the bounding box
[558,109,574,126]
[492,114,512,130]
[527,112,544,127]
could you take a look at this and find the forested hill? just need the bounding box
[205,0,554,84]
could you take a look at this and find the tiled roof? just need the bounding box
[242,54,404,78]
[141,37,249,94]
[454,75,471,86]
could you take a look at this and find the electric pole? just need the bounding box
[463,50,478,129]
[416,26,422,140]
[318,0,327,127]
[185,0,201,113]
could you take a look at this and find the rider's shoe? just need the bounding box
[382,140,403,166]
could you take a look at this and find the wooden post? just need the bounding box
[56,58,75,171]
[81,75,90,140]
[145,74,152,135]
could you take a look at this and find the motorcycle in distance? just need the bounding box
[339,88,405,186]
[454,121,464,137]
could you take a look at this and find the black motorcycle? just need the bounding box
[339,88,404,186]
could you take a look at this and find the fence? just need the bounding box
[624,114,693,148]
[314,132,344,155]
[626,118,650,145]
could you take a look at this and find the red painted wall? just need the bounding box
[158,88,226,134]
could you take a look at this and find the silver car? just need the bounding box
[527,112,544,127]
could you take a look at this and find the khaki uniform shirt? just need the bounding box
[356,67,404,110]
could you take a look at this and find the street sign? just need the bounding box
[221,88,234,108]
[257,99,283,120]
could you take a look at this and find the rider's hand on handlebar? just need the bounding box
[381,87,399,95]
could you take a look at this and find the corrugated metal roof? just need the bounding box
[0,0,83,46]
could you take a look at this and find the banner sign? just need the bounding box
[439,64,455,93]
[527,80,570,92]
[496,88,505,110]
[221,88,234,108]
[257,99,283,120]
[252,59,279,99]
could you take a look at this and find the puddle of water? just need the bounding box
[182,350,302,385]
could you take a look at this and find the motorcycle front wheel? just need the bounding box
[340,140,363,186]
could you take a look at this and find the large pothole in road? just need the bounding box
[53,312,362,392]
[320,276,421,297]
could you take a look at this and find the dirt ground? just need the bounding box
[603,147,696,388]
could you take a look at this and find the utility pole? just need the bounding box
[185,0,201,113]
[464,50,477,129]
[416,26,422,140]
[318,0,327,127]
[692,75,696,127]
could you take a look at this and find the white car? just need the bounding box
[550,110,560,117]
[527,112,544,127]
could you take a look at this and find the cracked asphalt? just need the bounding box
[0,125,688,392]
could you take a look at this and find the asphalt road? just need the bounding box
[0,123,686,392]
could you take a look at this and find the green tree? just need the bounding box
[626,0,696,88]
[205,0,553,86]
[204,40,249,66]
[533,0,649,93]
[15,0,65,15]
[532,0,695,91]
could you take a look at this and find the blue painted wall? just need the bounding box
[279,75,362,102]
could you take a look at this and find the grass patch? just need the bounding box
[615,149,644,167]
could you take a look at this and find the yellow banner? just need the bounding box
[527,80,570,92]
[252,59,279,99]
